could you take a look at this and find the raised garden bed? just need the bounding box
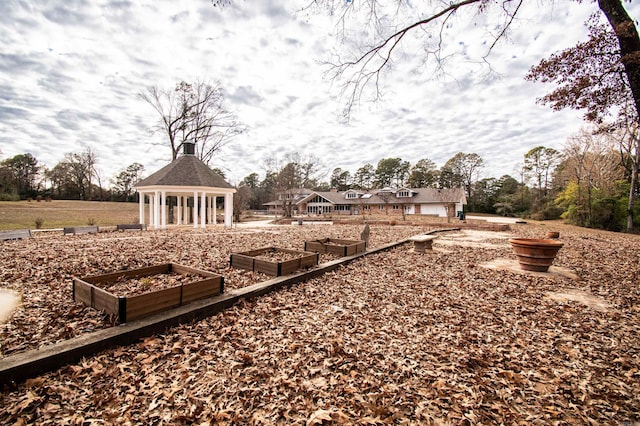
[72,263,224,323]
[230,247,319,276]
[304,238,366,256]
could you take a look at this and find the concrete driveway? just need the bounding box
[466,215,525,224]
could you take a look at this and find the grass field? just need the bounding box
[0,200,140,230]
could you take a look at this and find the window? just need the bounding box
[363,205,370,210]
[309,195,327,203]
[392,204,399,210]
[397,190,410,197]
[335,205,351,211]
[378,205,384,210]
[346,192,357,199]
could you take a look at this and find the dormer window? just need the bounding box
[346,192,358,199]
[397,190,410,198]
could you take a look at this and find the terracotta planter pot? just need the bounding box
[546,231,560,239]
[509,238,564,272]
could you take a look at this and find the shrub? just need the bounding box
[87,218,96,226]
[0,192,20,201]
[34,217,44,229]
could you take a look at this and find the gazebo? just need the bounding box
[135,143,235,229]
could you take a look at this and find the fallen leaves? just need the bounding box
[0,224,424,357]
[0,223,639,423]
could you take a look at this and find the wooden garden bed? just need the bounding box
[230,247,319,276]
[72,263,224,323]
[304,238,366,256]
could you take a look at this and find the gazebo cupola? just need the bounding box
[134,142,235,229]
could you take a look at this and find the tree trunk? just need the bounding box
[598,0,640,121]
[628,140,639,232]
[599,0,640,231]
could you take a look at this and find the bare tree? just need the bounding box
[140,80,246,164]
[307,0,639,120]
[55,149,97,200]
[612,121,639,232]
[559,128,623,226]
[233,184,253,222]
[523,146,560,197]
[440,152,484,200]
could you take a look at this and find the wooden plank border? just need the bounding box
[64,226,99,235]
[0,228,459,386]
[0,229,32,241]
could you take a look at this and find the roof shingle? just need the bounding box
[136,155,232,189]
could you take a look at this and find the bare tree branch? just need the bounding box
[140,80,246,164]
[314,0,528,118]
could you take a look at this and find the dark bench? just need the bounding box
[0,229,32,241]
[116,224,146,231]
[64,226,99,235]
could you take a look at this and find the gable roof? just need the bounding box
[298,191,346,205]
[411,188,467,204]
[136,155,232,189]
[296,187,466,206]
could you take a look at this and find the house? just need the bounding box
[263,188,313,215]
[265,187,466,218]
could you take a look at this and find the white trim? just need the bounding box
[161,191,167,229]
[137,184,236,194]
[139,194,145,225]
[200,192,206,229]
[224,193,233,227]
[193,191,199,229]
[154,191,160,229]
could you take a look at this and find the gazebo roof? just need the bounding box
[136,155,233,189]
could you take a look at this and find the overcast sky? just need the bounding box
[1,0,638,186]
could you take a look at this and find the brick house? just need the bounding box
[266,187,466,218]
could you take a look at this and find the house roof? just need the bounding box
[136,155,233,189]
[297,187,467,206]
[411,188,467,204]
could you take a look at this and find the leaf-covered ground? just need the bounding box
[0,224,425,357]
[1,222,639,424]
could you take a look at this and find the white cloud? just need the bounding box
[0,0,638,186]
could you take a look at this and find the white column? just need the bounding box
[215,197,219,224]
[138,193,145,226]
[224,193,233,227]
[184,196,188,225]
[154,191,161,229]
[200,192,207,229]
[148,194,154,228]
[177,196,182,225]
[208,196,213,224]
[193,191,199,229]
[161,191,167,229]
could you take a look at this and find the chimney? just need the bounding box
[183,142,195,156]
